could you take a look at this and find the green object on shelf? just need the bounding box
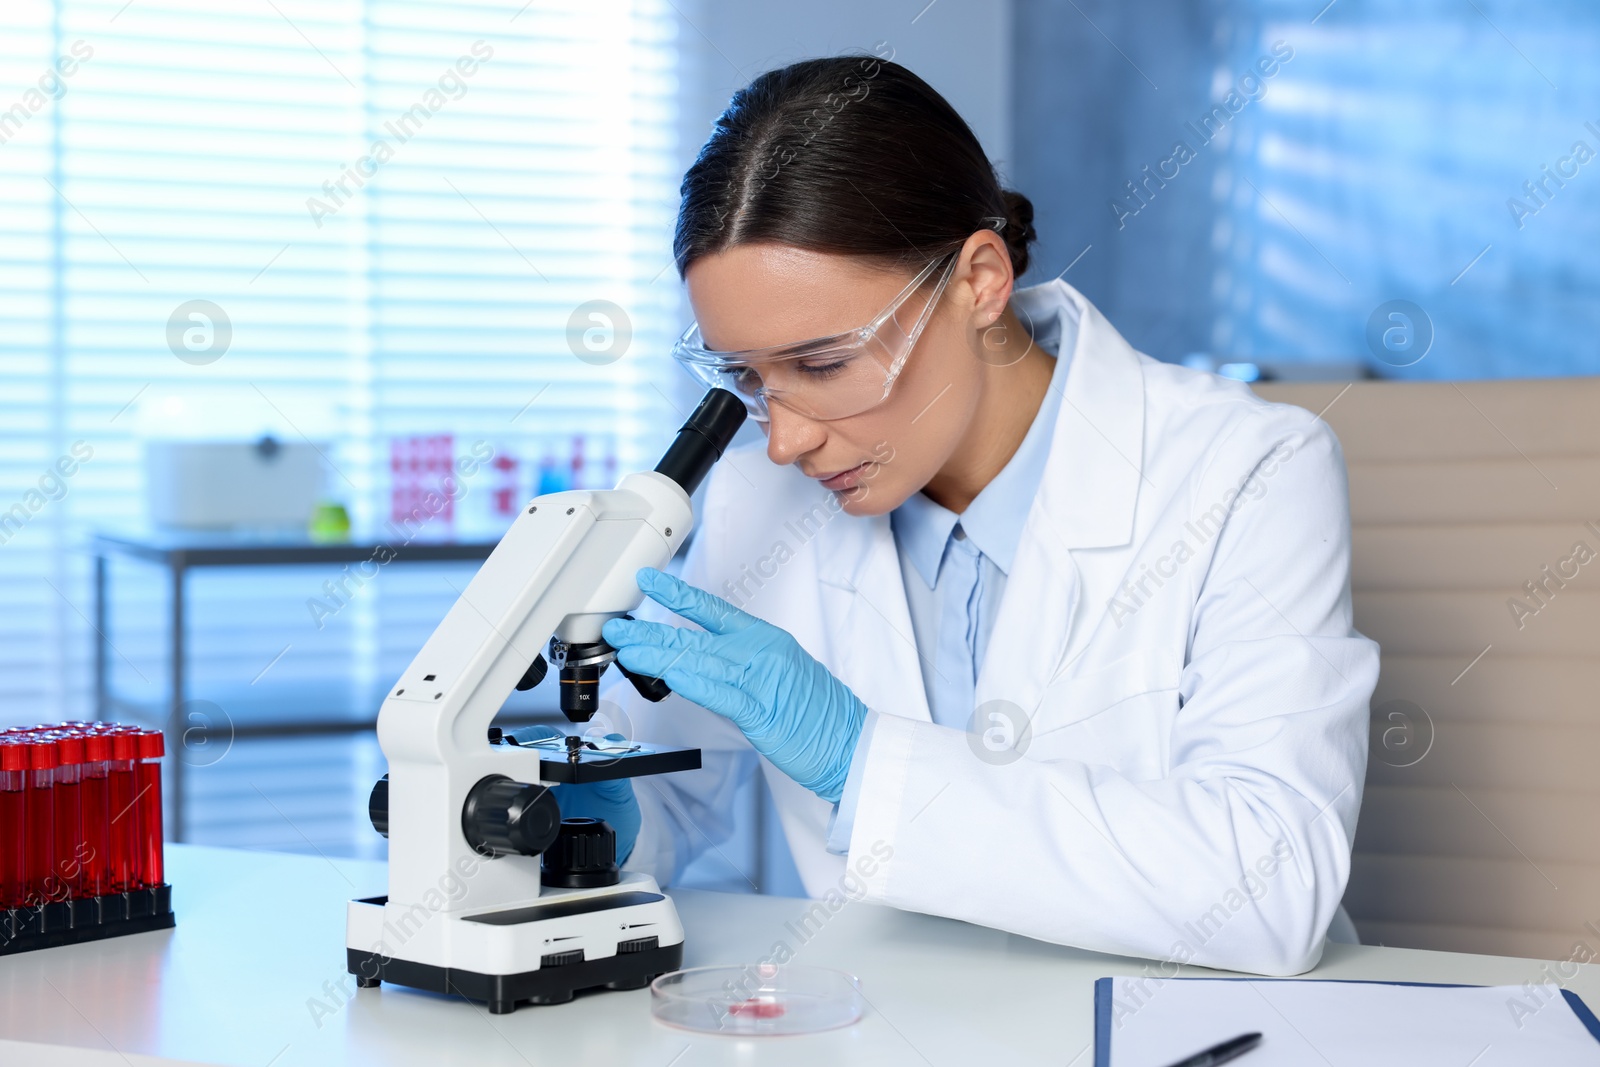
[307,501,351,543]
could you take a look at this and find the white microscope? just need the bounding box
[346,389,747,1014]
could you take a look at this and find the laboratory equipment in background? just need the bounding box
[389,434,457,531]
[0,722,173,955]
[533,434,620,495]
[349,391,744,1013]
[145,436,327,531]
[307,500,352,543]
[488,446,521,522]
[471,434,622,536]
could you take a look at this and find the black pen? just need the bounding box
[1159,1031,1262,1067]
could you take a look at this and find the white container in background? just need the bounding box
[145,437,327,531]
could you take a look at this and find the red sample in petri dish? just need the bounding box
[652,965,864,1035]
[728,997,787,1019]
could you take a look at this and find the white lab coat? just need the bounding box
[613,278,1378,977]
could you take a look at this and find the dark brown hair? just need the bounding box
[673,54,1037,280]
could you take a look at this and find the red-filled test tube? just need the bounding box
[0,739,25,909]
[107,731,140,893]
[25,737,58,906]
[52,733,85,900]
[134,730,165,888]
[80,733,112,897]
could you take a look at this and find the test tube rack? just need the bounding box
[0,722,175,955]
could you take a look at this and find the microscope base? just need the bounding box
[344,875,687,1014]
[345,940,682,1013]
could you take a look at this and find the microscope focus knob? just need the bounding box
[541,818,620,888]
[368,774,389,838]
[461,775,562,858]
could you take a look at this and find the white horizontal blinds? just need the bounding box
[0,1,66,718]
[357,0,684,686]
[1218,2,1600,377]
[54,1,371,718]
[185,734,390,860]
[0,0,685,748]
[360,0,683,470]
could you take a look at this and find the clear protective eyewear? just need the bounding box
[671,250,959,423]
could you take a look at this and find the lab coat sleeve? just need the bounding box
[824,709,880,855]
[846,417,1378,976]
[613,465,760,888]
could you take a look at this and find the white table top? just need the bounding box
[1,845,1595,1066]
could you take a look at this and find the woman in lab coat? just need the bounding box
[565,55,1379,977]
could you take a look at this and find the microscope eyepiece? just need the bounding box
[654,388,747,496]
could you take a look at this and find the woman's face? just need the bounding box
[683,232,1017,516]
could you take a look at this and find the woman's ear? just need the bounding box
[958,229,1016,328]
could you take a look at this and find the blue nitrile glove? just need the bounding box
[600,567,868,803]
[514,726,640,864]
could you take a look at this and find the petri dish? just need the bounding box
[650,963,864,1035]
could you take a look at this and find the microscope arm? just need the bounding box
[373,390,746,910]
[377,469,693,761]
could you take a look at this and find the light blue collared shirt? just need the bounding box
[825,291,1078,853]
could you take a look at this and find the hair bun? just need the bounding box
[1000,189,1038,277]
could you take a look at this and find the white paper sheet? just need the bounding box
[1103,978,1600,1067]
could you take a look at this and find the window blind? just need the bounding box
[0,0,690,854]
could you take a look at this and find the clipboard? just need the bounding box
[1093,975,1600,1066]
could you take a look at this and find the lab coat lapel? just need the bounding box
[808,281,1143,725]
[976,281,1146,713]
[813,508,933,724]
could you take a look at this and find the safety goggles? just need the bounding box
[670,250,959,423]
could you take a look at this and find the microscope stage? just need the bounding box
[537,744,701,783]
[496,730,702,783]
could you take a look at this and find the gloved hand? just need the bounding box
[514,726,641,864]
[600,567,869,803]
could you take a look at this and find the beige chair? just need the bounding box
[1252,378,1600,959]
